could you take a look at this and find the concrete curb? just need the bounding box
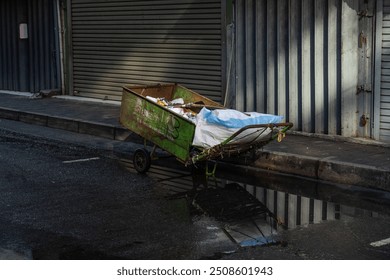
[0,107,131,141]
[253,150,390,191]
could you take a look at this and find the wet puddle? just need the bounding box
[120,158,390,257]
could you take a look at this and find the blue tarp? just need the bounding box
[199,108,284,129]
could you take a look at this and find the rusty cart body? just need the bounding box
[120,83,293,173]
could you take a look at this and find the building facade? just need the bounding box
[1,0,390,142]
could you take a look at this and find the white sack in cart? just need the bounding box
[192,108,284,148]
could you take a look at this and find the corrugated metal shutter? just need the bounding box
[0,0,20,91]
[381,0,390,141]
[70,0,223,102]
[0,0,61,93]
[234,0,343,135]
[234,0,373,138]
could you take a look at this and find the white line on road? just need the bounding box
[62,157,100,164]
[370,237,390,247]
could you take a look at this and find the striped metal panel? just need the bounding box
[381,0,390,141]
[0,0,61,93]
[0,0,20,91]
[245,185,336,229]
[70,0,223,102]
[235,0,349,135]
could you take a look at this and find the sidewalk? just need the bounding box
[1,92,389,192]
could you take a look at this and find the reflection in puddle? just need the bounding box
[120,160,280,249]
[192,183,279,247]
[119,158,390,259]
[119,158,390,260]
[120,158,390,233]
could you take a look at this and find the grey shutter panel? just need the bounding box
[70,0,222,102]
[381,0,390,141]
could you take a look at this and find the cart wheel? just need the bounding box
[133,148,151,174]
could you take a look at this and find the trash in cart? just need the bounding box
[119,83,293,173]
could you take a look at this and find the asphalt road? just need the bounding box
[0,130,203,259]
[1,127,390,260]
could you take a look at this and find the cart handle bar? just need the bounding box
[221,122,293,146]
[191,122,293,164]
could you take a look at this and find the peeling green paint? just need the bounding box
[120,84,221,163]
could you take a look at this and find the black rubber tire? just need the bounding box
[133,148,151,174]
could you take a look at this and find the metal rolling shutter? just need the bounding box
[381,0,390,141]
[0,0,61,93]
[70,0,222,102]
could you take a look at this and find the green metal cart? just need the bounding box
[120,83,292,173]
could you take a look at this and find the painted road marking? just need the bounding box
[370,237,390,247]
[62,157,100,164]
